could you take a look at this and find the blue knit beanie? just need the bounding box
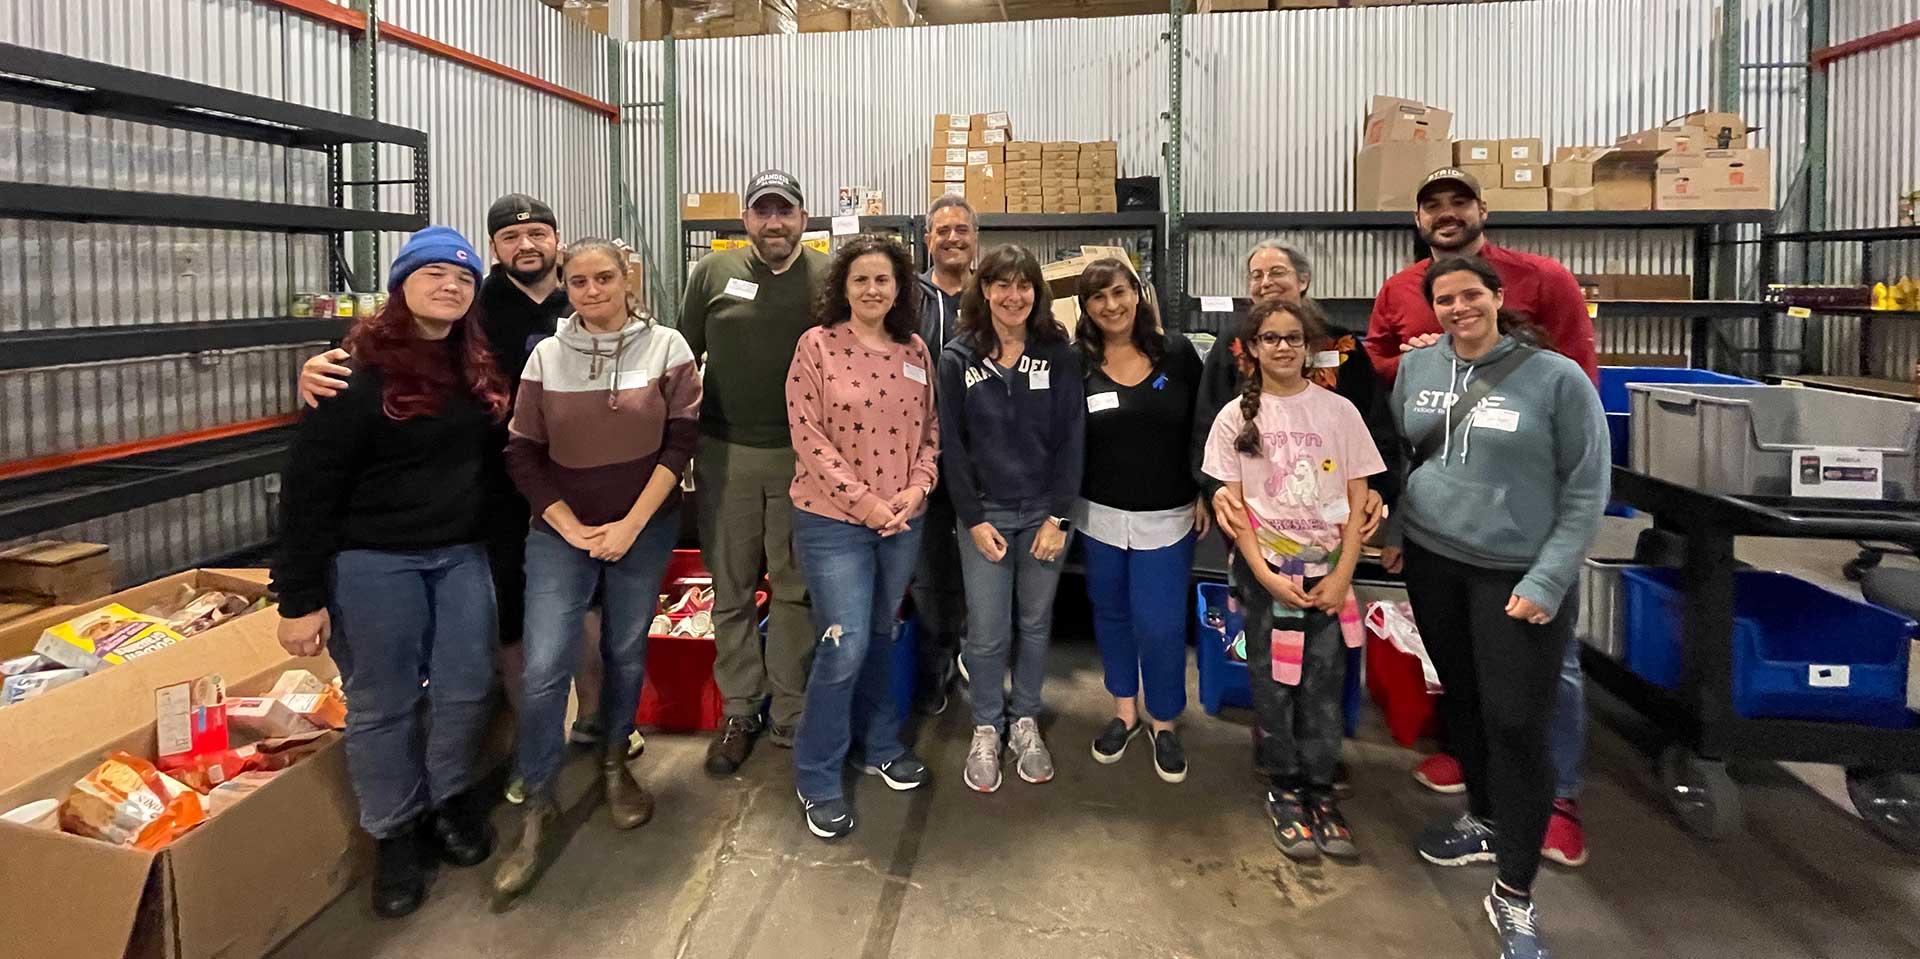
[388,225,485,291]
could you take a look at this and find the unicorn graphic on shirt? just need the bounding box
[1267,455,1319,507]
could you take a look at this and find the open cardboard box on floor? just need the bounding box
[0,570,285,789]
[0,600,361,959]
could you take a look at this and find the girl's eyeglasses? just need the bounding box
[1252,331,1306,350]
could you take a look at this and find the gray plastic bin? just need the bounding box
[1577,558,1633,660]
[1626,384,1920,498]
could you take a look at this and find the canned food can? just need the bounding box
[290,293,314,318]
[354,293,377,316]
[311,294,335,318]
[335,294,354,317]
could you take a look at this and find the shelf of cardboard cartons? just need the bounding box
[1181,210,1775,230]
[680,216,916,234]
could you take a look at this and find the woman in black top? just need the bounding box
[1075,258,1208,783]
[270,227,507,921]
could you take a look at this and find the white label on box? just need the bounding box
[1514,168,1535,184]
[1469,147,1489,161]
[156,683,193,758]
[831,214,860,236]
[1789,446,1884,499]
[947,131,969,146]
[983,130,1007,145]
[1510,145,1530,160]
[903,362,927,385]
[937,166,964,181]
[685,193,698,206]
[1087,392,1119,413]
[943,148,969,165]
[968,150,989,166]
[1808,664,1851,688]
[1200,296,1233,313]
[1311,351,1341,369]
[723,278,759,301]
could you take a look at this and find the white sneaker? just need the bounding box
[1009,717,1054,784]
[963,725,1002,793]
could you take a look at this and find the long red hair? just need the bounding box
[342,295,509,423]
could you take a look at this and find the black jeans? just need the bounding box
[909,488,967,688]
[1401,540,1567,892]
[1231,554,1347,792]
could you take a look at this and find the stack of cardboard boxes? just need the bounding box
[1549,111,1769,211]
[929,113,1013,213]
[1354,95,1451,210]
[1452,137,1547,211]
[1005,141,1043,213]
[1041,141,1082,213]
[1079,142,1120,212]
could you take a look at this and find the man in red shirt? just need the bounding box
[1366,168,1599,386]
[1368,166,1596,872]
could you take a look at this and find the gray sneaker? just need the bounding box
[1009,717,1054,784]
[964,725,1003,793]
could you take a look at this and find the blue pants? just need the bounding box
[328,544,498,839]
[790,509,923,802]
[516,514,678,793]
[1552,624,1586,799]
[957,507,1069,733]
[1081,532,1196,722]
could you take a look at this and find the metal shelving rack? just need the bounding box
[0,42,428,537]
[1760,224,1920,384]
[1178,209,1777,369]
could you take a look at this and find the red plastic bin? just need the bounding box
[1364,614,1442,748]
[635,549,768,732]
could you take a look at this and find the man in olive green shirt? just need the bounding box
[681,170,830,775]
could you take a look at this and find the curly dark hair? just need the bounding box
[958,244,1063,360]
[1074,257,1163,372]
[812,234,921,343]
[1422,255,1544,347]
[1233,300,1327,457]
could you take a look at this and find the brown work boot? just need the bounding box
[491,792,557,898]
[602,746,655,830]
[704,714,762,775]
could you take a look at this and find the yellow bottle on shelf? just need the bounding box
[1873,282,1892,310]
[1895,277,1920,312]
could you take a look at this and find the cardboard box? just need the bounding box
[1041,245,1131,295]
[932,114,971,139]
[968,128,1010,148]
[1354,140,1451,211]
[1501,137,1544,164]
[1480,187,1551,212]
[0,570,274,792]
[1006,141,1044,160]
[1549,147,1606,188]
[1591,149,1663,210]
[682,192,742,220]
[1453,139,1500,165]
[935,146,970,167]
[1608,274,1694,300]
[1619,124,1700,155]
[1678,110,1752,148]
[1655,148,1772,210]
[967,147,1005,167]
[1502,162,1544,190]
[1043,140,1080,153]
[930,165,965,183]
[1363,95,1452,145]
[969,111,1012,133]
[0,542,112,605]
[35,605,188,674]
[572,0,672,41]
[927,181,967,202]
[798,9,851,33]
[1457,163,1502,187]
[1550,187,1597,211]
[938,129,971,148]
[1199,0,1271,10]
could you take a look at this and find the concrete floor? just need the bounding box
[271,521,1920,959]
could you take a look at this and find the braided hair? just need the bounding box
[1232,299,1326,457]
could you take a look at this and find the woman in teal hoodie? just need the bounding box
[1379,256,1607,959]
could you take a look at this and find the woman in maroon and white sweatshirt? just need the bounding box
[494,238,700,896]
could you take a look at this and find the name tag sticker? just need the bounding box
[1318,499,1350,525]
[1200,296,1233,313]
[1087,392,1119,412]
[903,362,927,385]
[723,277,759,301]
[612,369,650,391]
[1311,351,1341,369]
[1029,368,1051,390]
[1473,408,1521,432]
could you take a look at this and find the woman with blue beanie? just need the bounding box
[272,226,510,920]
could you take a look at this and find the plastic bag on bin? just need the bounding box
[1364,601,1442,693]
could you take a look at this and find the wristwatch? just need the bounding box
[1048,515,1073,533]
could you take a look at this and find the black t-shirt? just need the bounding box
[477,266,568,509]
[1082,331,1204,512]
[271,362,493,618]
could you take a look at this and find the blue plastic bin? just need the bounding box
[1194,583,1361,735]
[1619,567,1916,729]
[891,617,919,723]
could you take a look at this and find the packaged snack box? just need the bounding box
[34,604,189,673]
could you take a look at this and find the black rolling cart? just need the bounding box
[1596,466,1920,850]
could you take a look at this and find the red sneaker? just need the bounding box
[1542,798,1588,867]
[1412,753,1467,794]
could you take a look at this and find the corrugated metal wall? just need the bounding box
[1816,0,1919,377]
[374,0,614,272]
[1,0,610,585]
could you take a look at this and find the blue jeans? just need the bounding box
[516,513,678,793]
[328,544,497,838]
[957,507,1070,732]
[790,509,923,802]
[1553,623,1586,799]
[1081,531,1196,721]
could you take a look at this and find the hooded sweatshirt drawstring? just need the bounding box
[558,311,646,410]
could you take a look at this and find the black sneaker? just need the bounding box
[1267,789,1320,862]
[799,792,855,841]
[568,719,604,746]
[1090,718,1142,764]
[1151,729,1188,784]
[427,792,493,867]
[916,683,950,716]
[1418,812,1498,867]
[1332,760,1355,798]
[372,827,427,918]
[1309,794,1360,860]
[705,714,762,775]
[861,754,930,791]
[768,722,796,749]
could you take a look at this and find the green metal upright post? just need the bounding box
[349,0,378,289]
[609,36,626,238]
[1806,0,1830,281]
[1165,1,1185,331]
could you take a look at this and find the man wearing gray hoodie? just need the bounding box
[1380,256,1607,959]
